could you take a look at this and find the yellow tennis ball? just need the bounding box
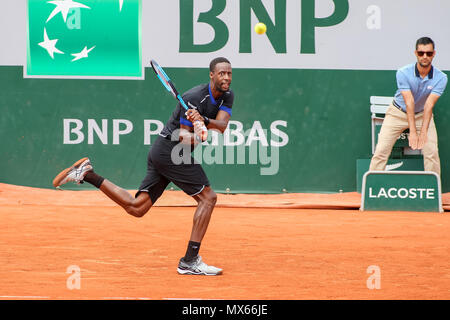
[254,22,267,35]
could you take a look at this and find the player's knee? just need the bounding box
[211,191,218,204]
[126,204,151,218]
[126,207,141,218]
[125,193,153,218]
[205,189,217,206]
[198,189,217,207]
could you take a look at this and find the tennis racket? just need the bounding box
[150,59,207,142]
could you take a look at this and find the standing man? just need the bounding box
[53,57,234,276]
[370,37,448,175]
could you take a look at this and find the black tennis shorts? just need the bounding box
[136,135,210,203]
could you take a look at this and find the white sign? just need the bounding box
[1,0,449,70]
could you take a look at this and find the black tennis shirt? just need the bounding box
[160,83,234,139]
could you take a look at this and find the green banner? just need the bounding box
[1,66,449,193]
[26,0,142,78]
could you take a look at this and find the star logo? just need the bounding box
[38,28,64,59]
[26,0,142,79]
[46,0,91,23]
[71,46,96,62]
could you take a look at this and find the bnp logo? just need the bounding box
[180,0,349,54]
[26,0,142,79]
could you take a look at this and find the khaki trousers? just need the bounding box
[369,104,440,175]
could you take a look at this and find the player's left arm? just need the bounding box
[205,110,231,134]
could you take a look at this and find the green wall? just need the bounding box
[1,66,449,193]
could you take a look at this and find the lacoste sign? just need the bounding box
[26,0,142,79]
[360,171,443,213]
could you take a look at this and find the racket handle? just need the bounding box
[194,120,208,142]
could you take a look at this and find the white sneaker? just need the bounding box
[52,157,93,188]
[177,256,223,276]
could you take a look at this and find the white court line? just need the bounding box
[164,298,224,300]
[102,297,152,300]
[0,296,50,299]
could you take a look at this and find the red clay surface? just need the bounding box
[1,183,449,300]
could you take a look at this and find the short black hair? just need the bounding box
[416,37,435,50]
[209,57,231,72]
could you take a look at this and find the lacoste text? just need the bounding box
[368,187,435,199]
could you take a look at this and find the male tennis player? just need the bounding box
[53,57,234,276]
[370,37,447,175]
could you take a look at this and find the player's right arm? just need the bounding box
[179,124,197,145]
[186,109,230,134]
[178,99,204,146]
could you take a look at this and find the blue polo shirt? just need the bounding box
[393,63,448,113]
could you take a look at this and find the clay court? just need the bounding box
[1,183,449,300]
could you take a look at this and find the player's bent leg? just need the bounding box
[53,158,153,218]
[100,179,153,218]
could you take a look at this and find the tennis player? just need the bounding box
[53,57,234,276]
